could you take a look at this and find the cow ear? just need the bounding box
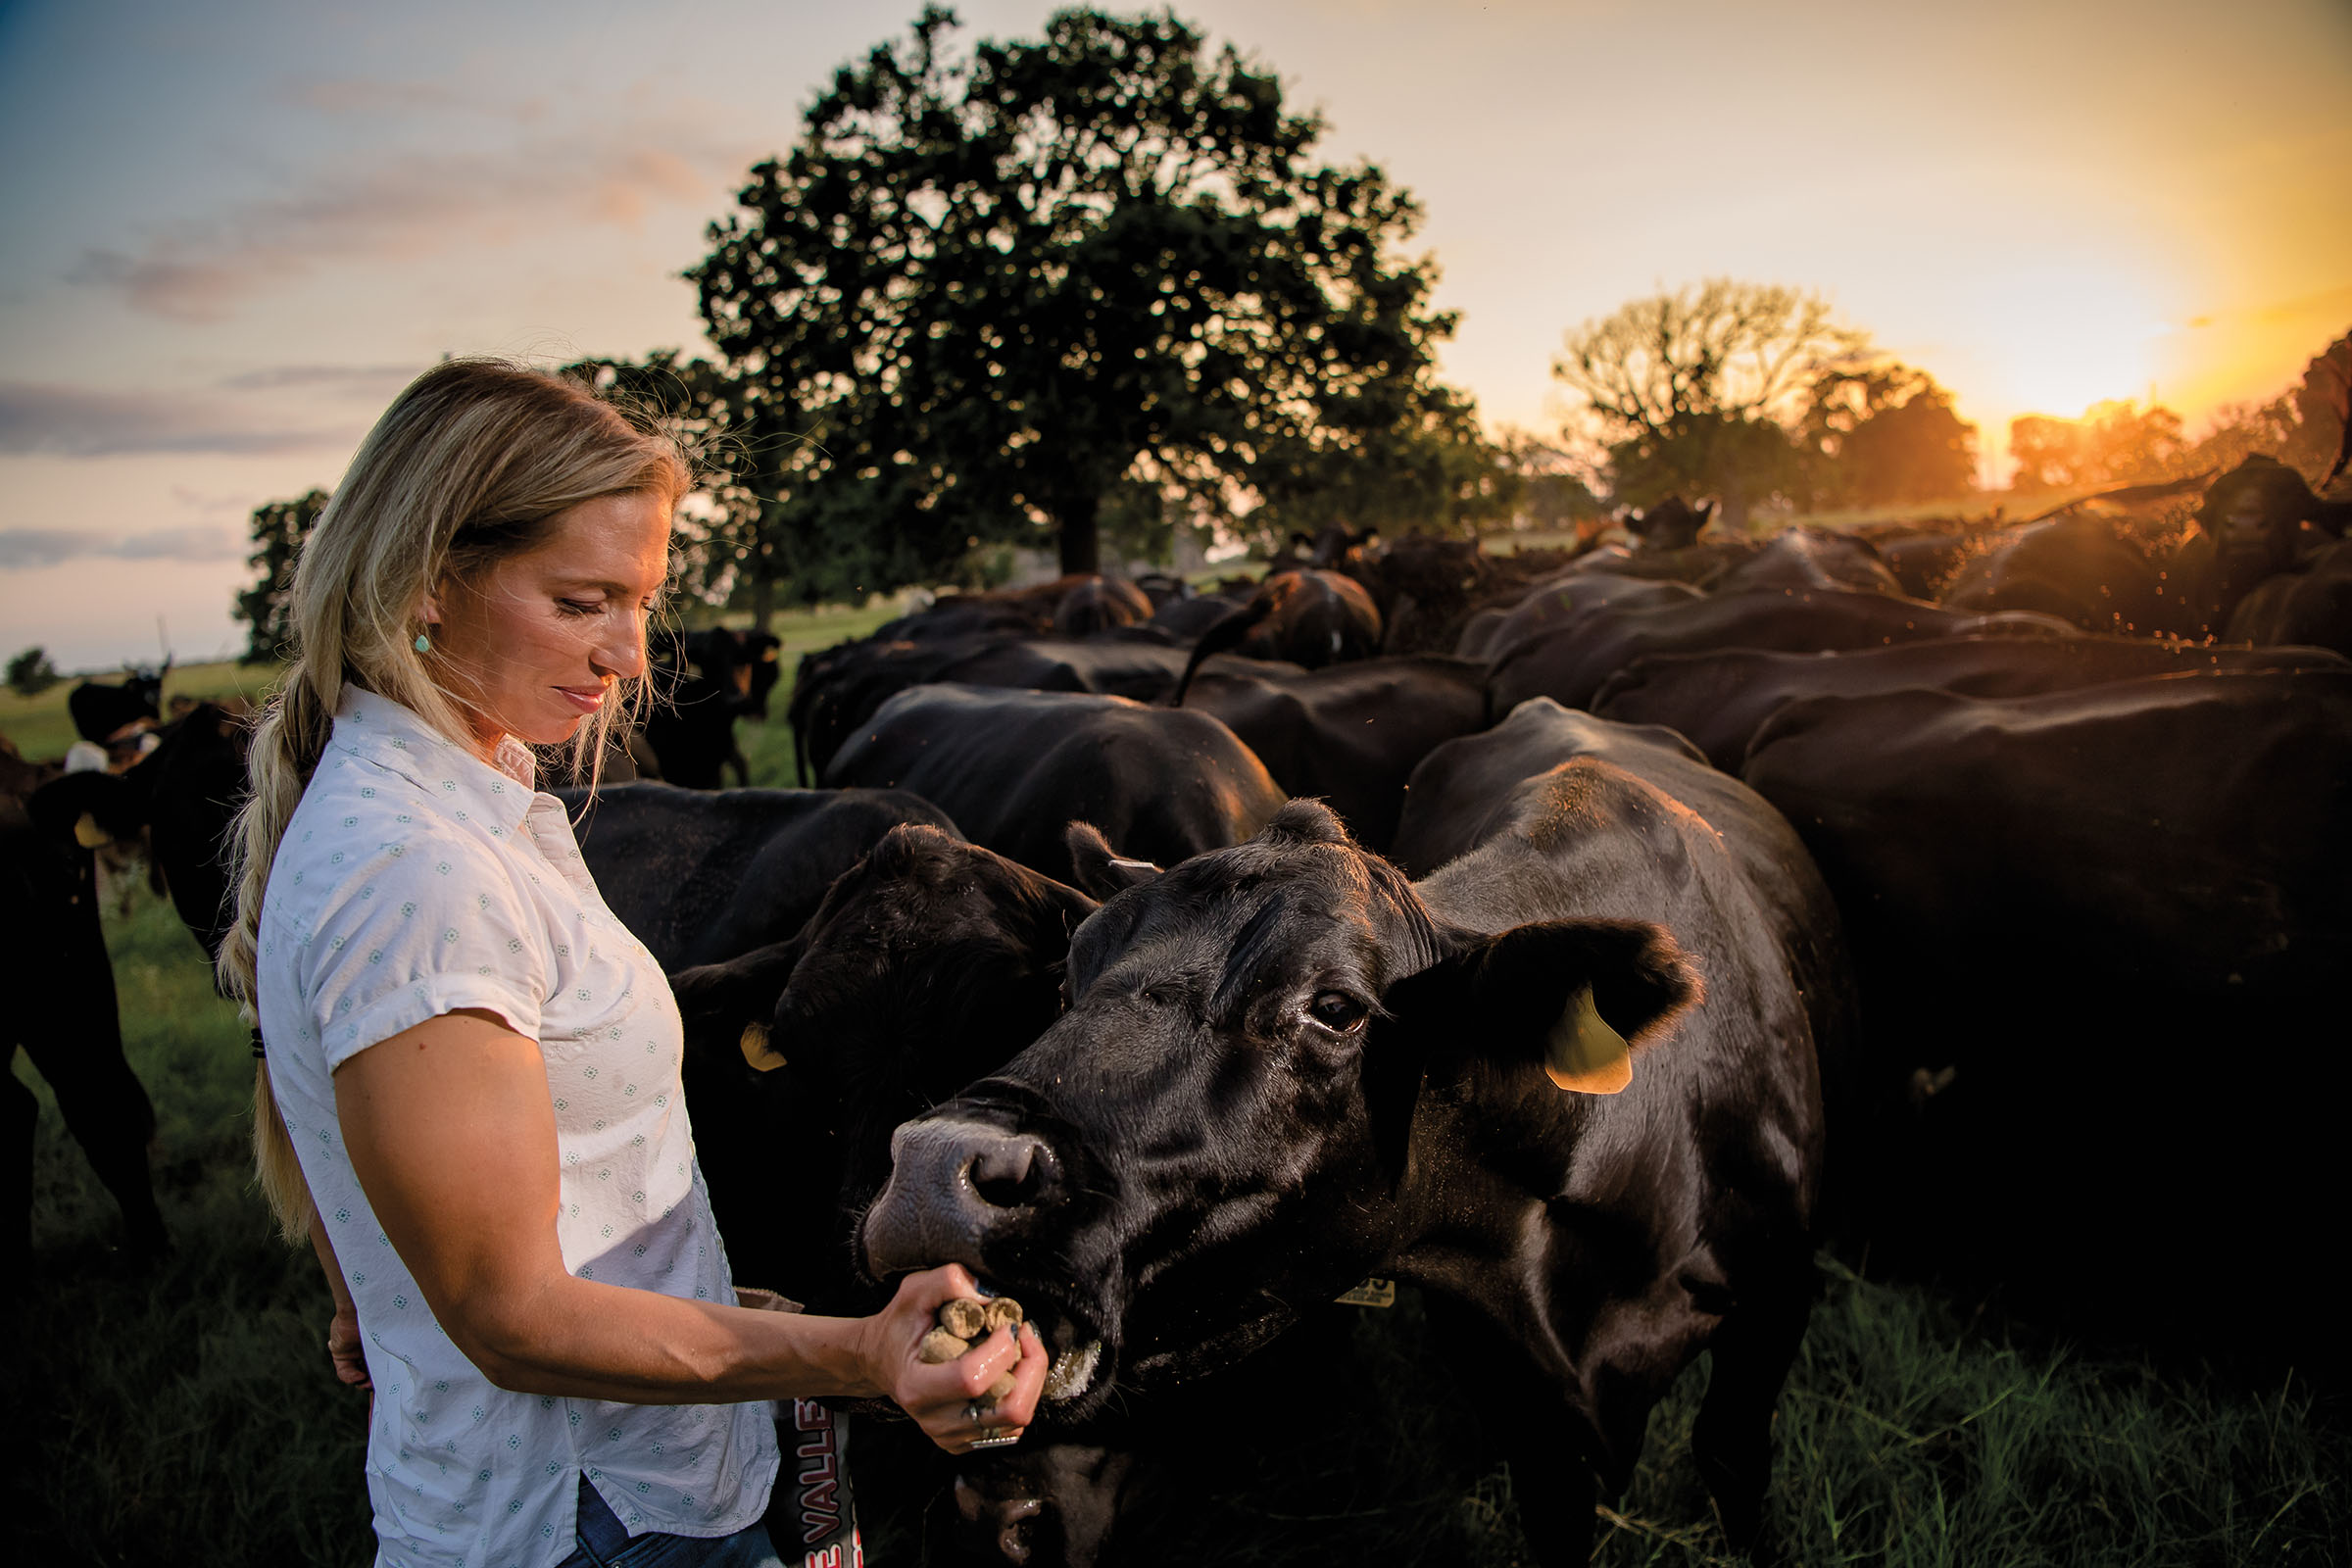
[669,938,804,1075]
[1064,821,1161,900]
[1384,919,1701,1097]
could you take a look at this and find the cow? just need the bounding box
[820,685,1286,885]
[786,635,1303,783]
[1178,655,1489,853]
[860,708,1848,1562]
[1050,577,1153,637]
[1711,527,1904,597]
[1453,572,1701,665]
[1625,496,1714,552]
[1740,668,2352,1355]
[640,626,769,788]
[29,701,254,959]
[1589,635,2349,773]
[2227,535,2352,656]
[1486,586,1998,713]
[662,827,1152,1566]
[4,745,170,1268]
[66,661,169,747]
[2174,454,2352,635]
[560,782,956,971]
[1941,514,2167,635]
[1167,569,1382,702]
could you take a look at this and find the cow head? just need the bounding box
[2197,455,2339,584]
[673,824,1097,1298]
[859,802,1699,1416]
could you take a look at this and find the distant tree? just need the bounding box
[234,488,329,662]
[7,646,61,697]
[690,5,1487,596]
[2009,401,2187,493]
[1554,279,1867,527]
[1497,428,1606,536]
[1796,361,1978,507]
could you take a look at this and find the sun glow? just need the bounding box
[1965,259,2173,422]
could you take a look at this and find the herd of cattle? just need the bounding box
[5,450,2348,1564]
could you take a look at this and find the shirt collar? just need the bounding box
[330,683,539,831]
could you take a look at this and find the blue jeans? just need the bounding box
[554,1475,784,1568]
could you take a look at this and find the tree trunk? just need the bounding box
[749,570,776,632]
[1057,493,1102,577]
[1717,484,1751,534]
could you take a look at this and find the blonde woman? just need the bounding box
[220,360,1045,1568]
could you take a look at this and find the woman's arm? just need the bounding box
[333,1008,1046,1451]
[305,1196,372,1389]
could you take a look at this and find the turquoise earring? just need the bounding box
[415,631,432,655]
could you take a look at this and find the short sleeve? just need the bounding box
[295,821,551,1071]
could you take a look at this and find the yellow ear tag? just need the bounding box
[73,812,111,850]
[739,1021,786,1073]
[1544,985,1632,1094]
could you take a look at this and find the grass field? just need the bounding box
[10,612,2348,1565]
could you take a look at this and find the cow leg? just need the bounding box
[1690,1262,1811,1555]
[1427,1298,1596,1567]
[20,1021,170,1262]
[4,1056,35,1277]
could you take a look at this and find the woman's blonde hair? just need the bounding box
[220,358,689,1243]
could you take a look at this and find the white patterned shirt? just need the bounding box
[257,686,777,1568]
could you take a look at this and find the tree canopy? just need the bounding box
[1554,280,1978,520]
[687,4,1498,600]
[233,488,329,663]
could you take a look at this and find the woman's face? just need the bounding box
[428,489,672,753]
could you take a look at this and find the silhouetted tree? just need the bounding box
[7,646,61,697]
[1555,279,1866,527]
[689,5,1488,594]
[234,489,328,662]
[1797,361,1978,506]
[2009,401,2188,493]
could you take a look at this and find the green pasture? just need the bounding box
[10,602,2346,1564]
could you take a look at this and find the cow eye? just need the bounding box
[1305,991,1369,1033]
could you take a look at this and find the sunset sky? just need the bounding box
[2,0,2347,668]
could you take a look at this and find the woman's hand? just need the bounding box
[326,1301,372,1390]
[858,1264,1050,1453]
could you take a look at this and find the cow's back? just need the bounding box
[823,685,1286,882]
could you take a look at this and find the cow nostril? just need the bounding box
[967,1137,1054,1209]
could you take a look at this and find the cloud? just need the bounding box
[216,364,418,394]
[0,381,354,457]
[0,524,242,569]
[67,104,745,323]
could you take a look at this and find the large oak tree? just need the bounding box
[689,5,1494,598]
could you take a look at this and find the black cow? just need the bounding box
[1051,577,1153,637]
[862,712,1846,1562]
[1625,496,1714,552]
[664,827,1147,1566]
[1487,587,2004,713]
[787,636,1303,783]
[2175,454,2352,635]
[2227,535,2352,656]
[1590,635,2348,773]
[1740,668,2352,1353]
[1178,654,1488,853]
[821,686,1286,884]
[67,662,169,747]
[641,627,767,789]
[4,748,169,1267]
[1452,571,1701,664]
[1941,514,2167,635]
[1711,527,1904,596]
[30,702,254,959]
[1168,569,1381,702]
[561,782,956,972]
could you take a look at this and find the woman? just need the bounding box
[218,360,1046,1568]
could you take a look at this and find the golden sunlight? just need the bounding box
[1968,258,2171,421]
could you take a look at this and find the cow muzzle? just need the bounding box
[864,1117,1065,1279]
